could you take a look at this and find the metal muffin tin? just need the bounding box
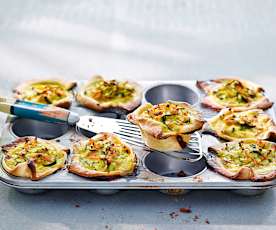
[0,80,275,195]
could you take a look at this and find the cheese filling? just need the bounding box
[84,78,135,103]
[76,135,134,173]
[211,79,263,107]
[21,82,68,104]
[3,138,65,173]
[210,110,272,139]
[141,102,194,132]
[217,141,275,172]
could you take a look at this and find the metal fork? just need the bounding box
[76,116,203,162]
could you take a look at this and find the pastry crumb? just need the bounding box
[193,175,203,182]
[193,214,199,221]
[179,207,192,213]
[169,212,179,219]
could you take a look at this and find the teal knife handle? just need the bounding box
[11,100,70,123]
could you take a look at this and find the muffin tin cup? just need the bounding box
[10,118,70,140]
[143,152,207,179]
[144,83,199,105]
[0,80,274,196]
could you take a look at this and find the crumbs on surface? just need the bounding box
[166,208,210,224]
[193,175,203,183]
[169,212,179,219]
[193,214,199,222]
[179,207,192,213]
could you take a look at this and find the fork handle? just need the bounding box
[0,99,79,124]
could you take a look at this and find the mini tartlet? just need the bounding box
[68,133,136,178]
[14,79,77,108]
[203,108,276,141]
[76,75,142,113]
[1,136,69,180]
[127,101,204,152]
[197,77,273,111]
[207,139,276,181]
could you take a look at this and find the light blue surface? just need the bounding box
[0,187,275,229]
[0,1,275,229]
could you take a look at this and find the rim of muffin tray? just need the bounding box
[0,80,274,192]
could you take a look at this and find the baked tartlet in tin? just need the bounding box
[68,133,136,178]
[208,139,276,181]
[14,79,77,108]
[203,108,276,141]
[76,75,142,113]
[197,77,273,111]
[1,136,69,180]
[127,101,204,152]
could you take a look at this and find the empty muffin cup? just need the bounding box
[144,84,199,105]
[144,151,206,178]
[11,118,69,140]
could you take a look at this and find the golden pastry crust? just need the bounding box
[68,133,137,178]
[76,75,142,112]
[14,79,77,108]
[127,101,204,151]
[207,139,276,181]
[203,108,276,141]
[1,137,69,180]
[197,77,273,111]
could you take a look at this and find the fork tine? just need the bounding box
[116,122,203,162]
[115,133,145,145]
[116,119,136,125]
[119,136,149,150]
[185,150,200,156]
[118,124,141,131]
[120,126,141,134]
[119,134,201,157]
[118,129,198,147]
[186,145,200,151]
[187,143,199,148]
[116,130,142,139]
[187,148,200,153]
[121,139,200,162]
[120,137,202,162]
[116,119,140,128]
[117,122,139,127]
[188,139,198,143]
